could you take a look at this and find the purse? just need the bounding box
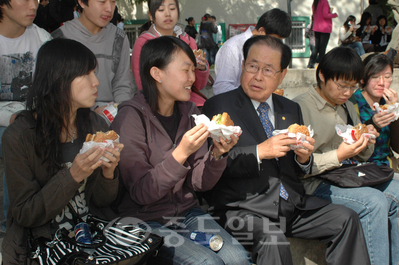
[315,163,394,188]
[29,205,163,265]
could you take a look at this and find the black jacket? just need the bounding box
[202,87,329,222]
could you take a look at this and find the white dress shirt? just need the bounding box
[213,26,255,95]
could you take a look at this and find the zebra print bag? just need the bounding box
[29,216,163,265]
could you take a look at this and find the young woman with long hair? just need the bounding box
[339,15,365,56]
[1,38,123,264]
[112,36,251,264]
[356,12,377,52]
[132,0,209,108]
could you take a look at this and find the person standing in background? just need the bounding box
[184,17,197,39]
[309,0,338,68]
[200,13,218,66]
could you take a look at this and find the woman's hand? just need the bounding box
[172,124,209,164]
[101,143,124,179]
[373,111,397,128]
[366,124,379,145]
[211,134,239,159]
[383,88,398,104]
[70,146,105,183]
[196,52,207,71]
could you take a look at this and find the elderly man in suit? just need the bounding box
[202,35,370,265]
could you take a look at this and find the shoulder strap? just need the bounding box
[112,27,127,74]
[342,103,354,126]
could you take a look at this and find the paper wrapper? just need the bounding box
[102,102,120,123]
[335,124,375,144]
[192,114,242,142]
[272,125,314,150]
[373,102,399,122]
[79,136,120,162]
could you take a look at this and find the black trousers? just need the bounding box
[224,204,370,265]
[309,32,330,66]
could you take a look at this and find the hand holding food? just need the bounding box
[257,133,298,160]
[336,134,368,162]
[172,124,210,164]
[70,146,105,183]
[101,142,124,179]
[272,123,313,150]
[193,49,206,71]
[372,111,396,128]
[294,135,315,164]
[212,134,239,159]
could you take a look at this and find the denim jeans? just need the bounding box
[313,180,399,265]
[204,48,216,66]
[341,42,365,56]
[0,126,8,231]
[143,208,252,265]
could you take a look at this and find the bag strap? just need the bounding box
[342,103,354,125]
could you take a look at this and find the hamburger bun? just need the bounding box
[380,103,394,110]
[273,88,284,96]
[85,130,119,142]
[212,112,234,126]
[352,123,368,140]
[287,123,309,136]
[193,49,203,57]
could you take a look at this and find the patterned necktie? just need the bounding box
[257,102,289,200]
[257,102,274,138]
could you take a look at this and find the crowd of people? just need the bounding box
[307,0,395,66]
[1,0,399,264]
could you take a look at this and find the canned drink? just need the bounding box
[189,230,224,251]
[74,222,93,244]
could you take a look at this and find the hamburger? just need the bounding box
[212,112,234,126]
[193,49,203,57]
[352,123,368,140]
[86,130,119,142]
[380,103,394,110]
[273,88,284,96]
[287,123,309,136]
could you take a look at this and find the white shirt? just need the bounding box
[0,25,51,126]
[213,26,255,95]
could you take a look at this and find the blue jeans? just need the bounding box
[313,180,399,265]
[204,48,216,66]
[142,208,252,264]
[0,126,8,231]
[341,42,365,56]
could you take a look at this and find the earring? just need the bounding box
[159,80,162,83]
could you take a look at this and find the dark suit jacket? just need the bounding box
[202,87,329,222]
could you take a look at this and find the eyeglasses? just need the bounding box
[332,79,359,92]
[370,75,393,82]
[244,63,282,77]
